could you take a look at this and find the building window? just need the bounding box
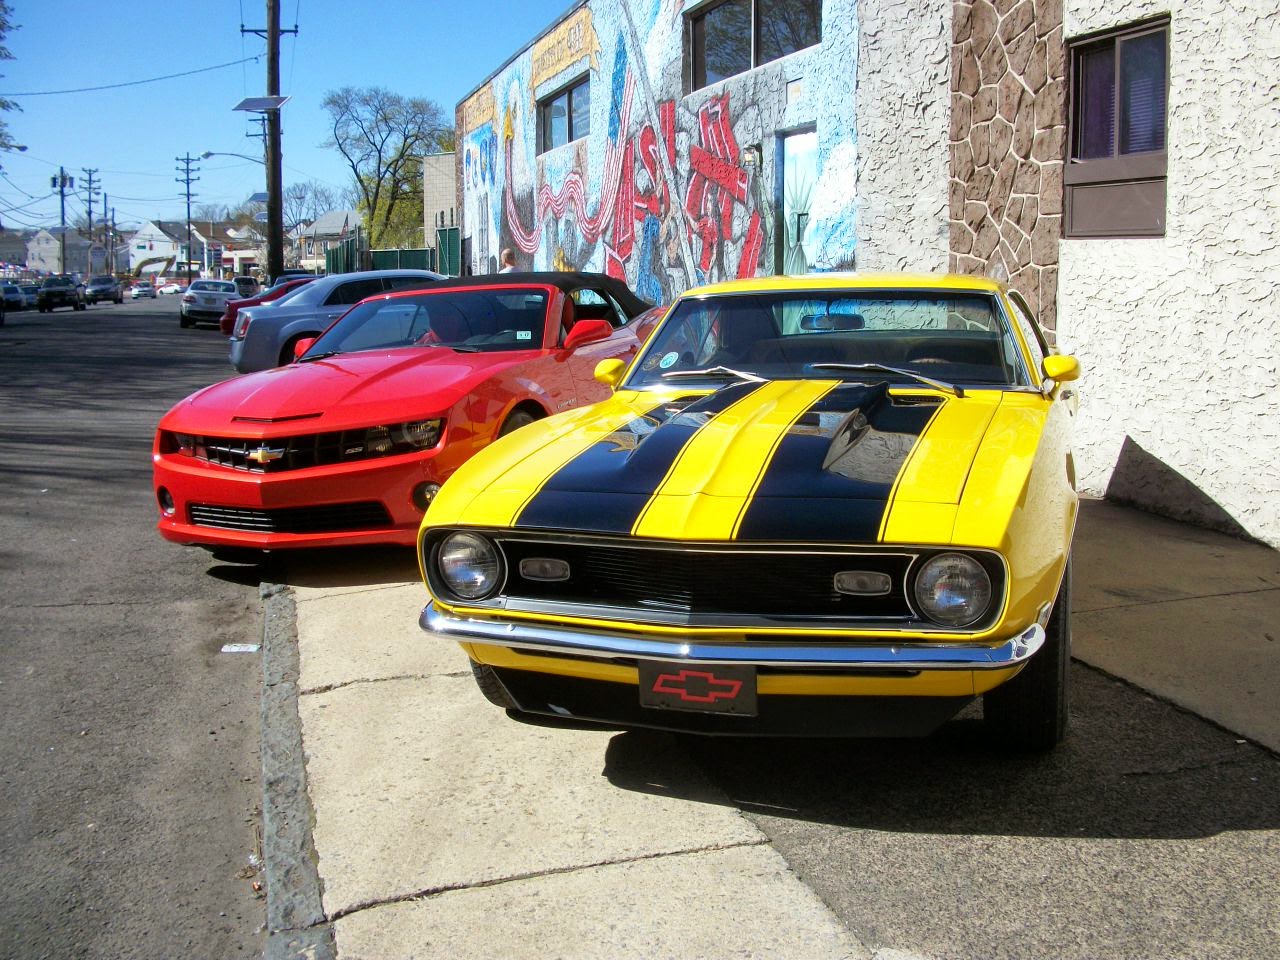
[537,76,590,154]
[1065,19,1169,238]
[690,0,821,91]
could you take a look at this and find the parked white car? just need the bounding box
[158,282,183,295]
[180,279,239,329]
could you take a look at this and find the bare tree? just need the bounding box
[0,2,24,159]
[283,181,342,230]
[194,203,228,223]
[322,86,448,247]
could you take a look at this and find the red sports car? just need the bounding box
[153,273,658,551]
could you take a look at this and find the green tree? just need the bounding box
[321,86,448,247]
[359,156,425,249]
[0,2,24,158]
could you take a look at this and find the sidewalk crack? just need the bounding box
[1120,756,1266,779]
[292,583,420,604]
[1074,584,1279,615]
[301,673,452,696]
[325,839,771,922]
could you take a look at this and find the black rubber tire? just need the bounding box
[984,559,1071,751]
[279,334,315,366]
[179,313,193,329]
[470,661,517,708]
[498,408,538,437]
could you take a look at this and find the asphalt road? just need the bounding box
[0,296,267,958]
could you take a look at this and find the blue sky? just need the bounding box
[0,0,574,231]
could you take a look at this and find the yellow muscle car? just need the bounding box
[417,273,1080,750]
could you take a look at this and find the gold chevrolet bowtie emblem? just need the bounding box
[247,445,285,464]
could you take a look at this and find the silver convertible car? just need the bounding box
[227,269,445,372]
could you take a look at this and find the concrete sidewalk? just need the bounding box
[268,499,1280,958]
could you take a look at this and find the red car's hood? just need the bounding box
[165,348,529,432]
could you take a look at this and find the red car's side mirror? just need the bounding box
[562,318,613,352]
[292,337,317,361]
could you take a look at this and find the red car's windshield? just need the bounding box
[302,289,550,359]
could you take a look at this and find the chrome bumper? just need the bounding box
[420,602,1044,671]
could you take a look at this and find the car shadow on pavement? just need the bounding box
[601,663,1279,841]
[277,545,420,589]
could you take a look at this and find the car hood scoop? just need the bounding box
[511,381,950,541]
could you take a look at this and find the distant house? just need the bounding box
[296,209,361,273]
[128,220,264,279]
[0,229,30,274]
[128,221,184,276]
[27,228,92,275]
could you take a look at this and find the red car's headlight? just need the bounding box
[365,419,443,454]
[160,432,196,456]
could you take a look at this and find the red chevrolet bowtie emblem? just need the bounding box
[651,669,743,704]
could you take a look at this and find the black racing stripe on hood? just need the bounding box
[515,381,767,533]
[735,383,940,542]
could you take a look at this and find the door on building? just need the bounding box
[777,130,818,275]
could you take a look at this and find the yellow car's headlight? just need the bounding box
[913,553,993,627]
[438,532,503,600]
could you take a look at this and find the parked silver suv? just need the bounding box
[227,269,444,372]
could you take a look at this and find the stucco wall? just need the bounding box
[856,0,951,272]
[1058,0,1280,546]
[456,0,950,297]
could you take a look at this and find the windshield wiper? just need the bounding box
[811,362,964,397]
[661,365,765,383]
[297,351,339,363]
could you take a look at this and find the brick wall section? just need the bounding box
[949,0,1065,330]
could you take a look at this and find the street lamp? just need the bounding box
[233,94,290,284]
[200,151,265,165]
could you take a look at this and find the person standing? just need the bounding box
[498,249,517,273]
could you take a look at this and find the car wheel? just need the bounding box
[279,335,315,366]
[983,559,1071,751]
[470,661,517,708]
[498,408,539,437]
[179,313,192,329]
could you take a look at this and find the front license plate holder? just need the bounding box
[637,661,758,716]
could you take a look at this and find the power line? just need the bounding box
[1,56,261,97]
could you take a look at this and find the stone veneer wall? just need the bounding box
[949,0,1065,330]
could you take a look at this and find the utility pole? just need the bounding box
[51,168,74,273]
[175,155,200,284]
[81,168,100,276]
[242,1,295,283]
[106,199,117,273]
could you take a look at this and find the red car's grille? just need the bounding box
[181,431,402,473]
[188,501,392,533]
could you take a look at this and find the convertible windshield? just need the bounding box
[303,289,550,358]
[628,290,1030,389]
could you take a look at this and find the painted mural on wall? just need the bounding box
[458,0,860,302]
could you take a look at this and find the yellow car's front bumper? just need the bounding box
[422,601,1042,735]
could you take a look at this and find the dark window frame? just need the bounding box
[1065,17,1170,238]
[537,75,590,155]
[688,0,821,93]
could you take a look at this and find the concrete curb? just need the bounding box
[259,581,337,960]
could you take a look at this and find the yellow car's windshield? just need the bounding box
[626,290,1031,389]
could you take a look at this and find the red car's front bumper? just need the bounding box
[153,446,446,550]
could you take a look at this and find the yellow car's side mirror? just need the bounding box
[594,358,626,388]
[1042,354,1080,384]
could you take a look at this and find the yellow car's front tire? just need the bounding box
[984,560,1071,751]
[470,660,517,709]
